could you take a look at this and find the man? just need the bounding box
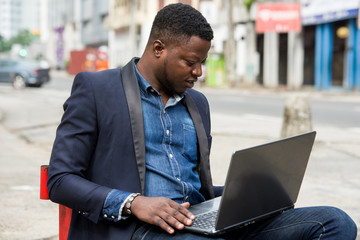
[47,3,357,240]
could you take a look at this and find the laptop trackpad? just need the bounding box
[188,197,222,215]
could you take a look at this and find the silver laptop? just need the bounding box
[184,131,316,236]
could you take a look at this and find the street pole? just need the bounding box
[287,0,304,90]
[287,31,304,89]
[263,31,279,88]
[225,0,237,86]
[129,0,138,57]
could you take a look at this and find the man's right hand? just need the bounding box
[130,196,195,234]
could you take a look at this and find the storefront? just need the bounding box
[302,0,360,91]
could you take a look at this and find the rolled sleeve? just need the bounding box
[102,189,132,222]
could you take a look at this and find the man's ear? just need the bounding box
[153,40,165,58]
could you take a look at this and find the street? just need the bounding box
[0,71,359,239]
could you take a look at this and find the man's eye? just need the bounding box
[186,61,195,66]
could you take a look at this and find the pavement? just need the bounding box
[0,73,359,239]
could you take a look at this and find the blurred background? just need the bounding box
[0,0,360,239]
[0,0,359,91]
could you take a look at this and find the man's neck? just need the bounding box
[136,57,172,105]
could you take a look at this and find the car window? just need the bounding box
[0,60,17,67]
[6,61,17,67]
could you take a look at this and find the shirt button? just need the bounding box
[177,178,181,181]
[111,215,115,219]
[163,109,166,114]
[169,154,173,159]
[166,130,170,135]
[104,214,108,218]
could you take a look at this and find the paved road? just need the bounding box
[0,71,359,239]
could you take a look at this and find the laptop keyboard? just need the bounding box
[191,210,218,229]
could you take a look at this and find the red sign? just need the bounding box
[256,3,301,33]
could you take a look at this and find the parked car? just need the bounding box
[0,58,50,89]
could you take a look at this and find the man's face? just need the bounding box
[157,36,211,95]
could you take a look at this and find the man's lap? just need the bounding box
[131,206,357,240]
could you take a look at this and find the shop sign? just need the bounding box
[301,0,359,26]
[256,3,301,33]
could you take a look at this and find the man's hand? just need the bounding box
[130,196,195,234]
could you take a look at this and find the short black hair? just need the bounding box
[148,3,213,45]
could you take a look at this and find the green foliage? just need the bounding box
[244,0,255,11]
[0,35,11,52]
[11,29,34,46]
[0,29,35,52]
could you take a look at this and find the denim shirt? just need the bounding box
[102,61,205,222]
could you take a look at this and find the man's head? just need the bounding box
[138,3,213,98]
[148,3,213,47]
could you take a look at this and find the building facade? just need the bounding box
[302,0,360,91]
[47,0,109,69]
[105,0,218,68]
[43,0,360,91]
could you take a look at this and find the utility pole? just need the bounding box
[225,0,237,86]
[129,0,138,57]
[287,0,304,90]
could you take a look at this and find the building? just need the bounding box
[105,0,220,68]
[47,0,109,69]
[44,0,360,91]
[236,0,360,91]
[0,0,45,58]
[302,0,360,91]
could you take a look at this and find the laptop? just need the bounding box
[184,131,316,236]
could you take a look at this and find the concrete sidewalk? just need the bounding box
[0,84,359,239]
[206,87,360,239]
[0,118,58,240]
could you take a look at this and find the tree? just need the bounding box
[0,30,35,53]
[10,29,34,46]
[0,35,4,51]
[0,34,11,52]
[244,0,255,11]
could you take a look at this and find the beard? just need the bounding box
[161,57,178,96]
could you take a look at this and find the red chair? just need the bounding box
[40,165,72,240]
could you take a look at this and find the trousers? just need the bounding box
[131,206,357,239]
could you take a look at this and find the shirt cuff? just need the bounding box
[102,189,132,222]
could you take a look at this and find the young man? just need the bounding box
[47,3,357,240]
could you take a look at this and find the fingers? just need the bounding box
[131,197,195,234]
[180,201,190,209]
[155,210,186,234]
[153,200,194,234]
[175,201,195,221]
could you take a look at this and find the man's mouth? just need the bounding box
[185,79,197,88]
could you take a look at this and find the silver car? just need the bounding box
[0,58,50,89]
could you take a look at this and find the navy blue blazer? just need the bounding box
[47,59,215,239]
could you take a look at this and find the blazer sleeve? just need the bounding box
[47,72,112,224]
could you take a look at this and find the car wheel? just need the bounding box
[12,75,26,89]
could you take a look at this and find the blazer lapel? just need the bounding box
[185,92,214,199]
[121,59,146,194]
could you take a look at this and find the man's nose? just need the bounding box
[192,63,202,77]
